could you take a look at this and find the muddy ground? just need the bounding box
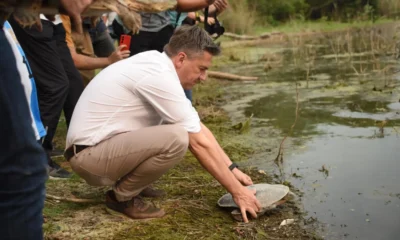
[46,75,321,239]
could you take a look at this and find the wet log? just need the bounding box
[208,71,258,81]
[223,32,282,41]
[223,32,266,41]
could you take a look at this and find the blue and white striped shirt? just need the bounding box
[3,21,46,140]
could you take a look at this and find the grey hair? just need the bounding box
[164,25,221,58]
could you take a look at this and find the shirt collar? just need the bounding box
[161,52,175,72]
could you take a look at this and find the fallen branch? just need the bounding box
[46,194,102,204]
[208,71,258,81]
[223,32,272,41]
[275,82,300,163]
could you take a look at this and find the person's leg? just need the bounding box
[9,17,69,154]
[184,89,193,102]
[69,125,188,218]
[9,17,71,178]
[0,28,47,240]
[54,23,84,127]
[92,30,116,58]
[152,25,174,52]
[129,30,154,56]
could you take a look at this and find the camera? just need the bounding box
[205,18,225,38]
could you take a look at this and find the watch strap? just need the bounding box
[229,163,238,171]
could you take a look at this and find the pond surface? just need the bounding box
[220,22,400,239]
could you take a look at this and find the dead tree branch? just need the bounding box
[46,194,102,204]
[275,83,300,163]
[208,71,258,81]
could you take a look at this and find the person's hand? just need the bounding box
[207,17,215,25]
[232,168,253,186]
[232,187,261,223]
[59,0,93,34]
[213,0,228,13]
[60,0,93,17]
[199,16,215,25]
[108,45,130,64]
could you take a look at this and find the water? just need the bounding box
[220,22,400,239]
[284,125,400,240]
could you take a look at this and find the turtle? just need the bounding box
[217,183,294,222]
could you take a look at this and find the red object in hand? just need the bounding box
[119,34,131,51]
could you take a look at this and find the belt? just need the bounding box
[64,145,90,161]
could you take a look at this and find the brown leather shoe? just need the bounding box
[139,186,166,198]
[105,191,165,219]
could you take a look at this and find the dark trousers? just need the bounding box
[0,28,47,240]
[129,25,174,56]
[54,23,85,127]
[9,17,84,151]
[92,30,115,58]
[184,89,193,102]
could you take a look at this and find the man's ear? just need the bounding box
[174,52,187,69]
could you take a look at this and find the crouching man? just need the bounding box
[64,25,261,222]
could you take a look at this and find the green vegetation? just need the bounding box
[219,0,400,34]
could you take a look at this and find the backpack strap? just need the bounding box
[175,12,181,28]
[204,7,210,33]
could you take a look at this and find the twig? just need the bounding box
[274,83,300,163]
[46,194,102,203]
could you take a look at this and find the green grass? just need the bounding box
[251,18,396,35]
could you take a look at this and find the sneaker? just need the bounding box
[50,148,65,157]
[105,190,165,219]
[48,161,71,179]
[139,186,166,198]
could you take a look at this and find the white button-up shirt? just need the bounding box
[66,51,201,149]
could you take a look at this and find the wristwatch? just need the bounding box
[229,162,238,171]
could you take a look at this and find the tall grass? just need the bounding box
[378,0,400,17]
[219,0,257,35]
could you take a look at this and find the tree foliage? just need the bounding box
[244,0,396,24]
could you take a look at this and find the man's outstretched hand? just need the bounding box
[232,187,261,223]
[232,168,253,186]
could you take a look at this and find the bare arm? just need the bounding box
[176,0,215,12]
[70,45,130,70]
[200,122,253,185]
[189,125,260,222]
[208,0,228,15]
[70,48,109,70]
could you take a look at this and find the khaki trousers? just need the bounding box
[69,125,189,201]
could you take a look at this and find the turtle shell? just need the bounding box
[217,183,290,209]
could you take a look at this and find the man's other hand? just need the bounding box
[232,187,261,223]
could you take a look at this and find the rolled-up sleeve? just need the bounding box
[135,71,201,133]
[60,14,75,49]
